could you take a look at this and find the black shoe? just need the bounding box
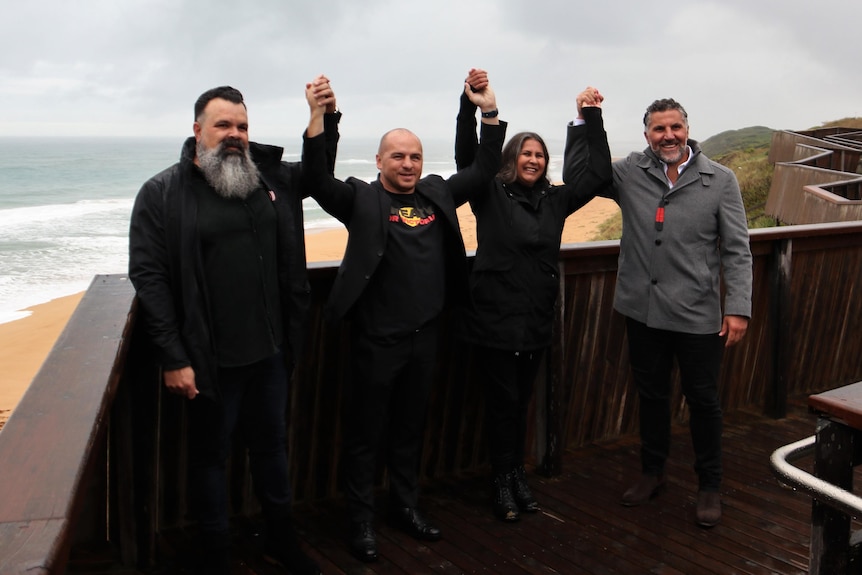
[493,471,520,522]
[513,466,539,513]
[390,507,441,541]
[350,521,378,562]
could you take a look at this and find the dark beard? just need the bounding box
[196,138,261,200]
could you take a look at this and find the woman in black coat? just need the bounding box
[456,74,611,521]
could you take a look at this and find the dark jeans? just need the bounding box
[187,352,291,534]
[474,346,543,476]
[344,322,438,523]
[625,317,724,491]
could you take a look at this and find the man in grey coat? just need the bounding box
[569,98,752,527]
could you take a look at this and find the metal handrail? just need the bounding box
[770,435,862,518]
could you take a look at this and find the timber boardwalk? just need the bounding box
[69,401,815,574]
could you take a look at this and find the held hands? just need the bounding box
[463,68,497,118]
[576,86,604,119]
[305,74,337,116]
[465,68,489,93]
[305,74,336,138]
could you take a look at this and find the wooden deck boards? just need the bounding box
[67,403,820,574]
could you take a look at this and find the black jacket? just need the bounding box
[302,120,507,323]
[456,99,611,351]
[128,113,340,399]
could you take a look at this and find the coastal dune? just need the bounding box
[0,196,618,430]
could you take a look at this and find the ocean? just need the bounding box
[0,135,572,324]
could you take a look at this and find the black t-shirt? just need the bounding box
[194,170,283,367]
[353,190,446,342]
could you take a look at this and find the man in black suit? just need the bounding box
[302,70,505,562]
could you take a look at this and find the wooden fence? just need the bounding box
[1,221,862,572]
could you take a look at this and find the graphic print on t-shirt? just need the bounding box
[390,202,436,228]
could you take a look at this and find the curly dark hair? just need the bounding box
[498,132,550,186]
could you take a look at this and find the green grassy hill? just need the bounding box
[816,117,862,130]
[702,127,776,229]
[699,126,774,159]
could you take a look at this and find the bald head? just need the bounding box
[376,128,424,194]
[378,128,422,155]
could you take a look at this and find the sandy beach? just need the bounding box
[0,197,618,430]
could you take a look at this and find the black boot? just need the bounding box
[513,465,539,512]
[492,471,520,522]
[263,511,321,575]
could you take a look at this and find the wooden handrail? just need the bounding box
[0,275,135,575]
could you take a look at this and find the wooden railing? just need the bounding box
[0,276,136,574]
[1,222,862,573]
[768,129,862,172]
[766,164,862,224]
[766,128,862,225]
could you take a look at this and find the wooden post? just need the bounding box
[539,261,565,476]
[769,237,792,418]
[810,418,855,574]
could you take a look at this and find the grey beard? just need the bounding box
[196,141,261,200]
[652,141,687,166]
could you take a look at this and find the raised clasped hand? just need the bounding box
[577,86,604,110]
[464,68,496,111]
[305,74,337,114]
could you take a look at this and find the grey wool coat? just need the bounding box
[587,139,753,334]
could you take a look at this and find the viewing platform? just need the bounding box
[1,220,861,574]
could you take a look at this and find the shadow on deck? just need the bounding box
[69,401,816,575]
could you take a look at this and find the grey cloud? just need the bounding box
[0,0,859,142]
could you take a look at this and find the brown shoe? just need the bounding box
[696,491,721,527]
[621,473,666,506]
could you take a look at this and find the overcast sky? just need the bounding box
[2,0,859,155]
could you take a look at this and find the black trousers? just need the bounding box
[474,345,543,476]
[625,317,724,491]
[187,352,292,535]
[344,322,438,523]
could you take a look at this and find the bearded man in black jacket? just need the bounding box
[129,80,340,575]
